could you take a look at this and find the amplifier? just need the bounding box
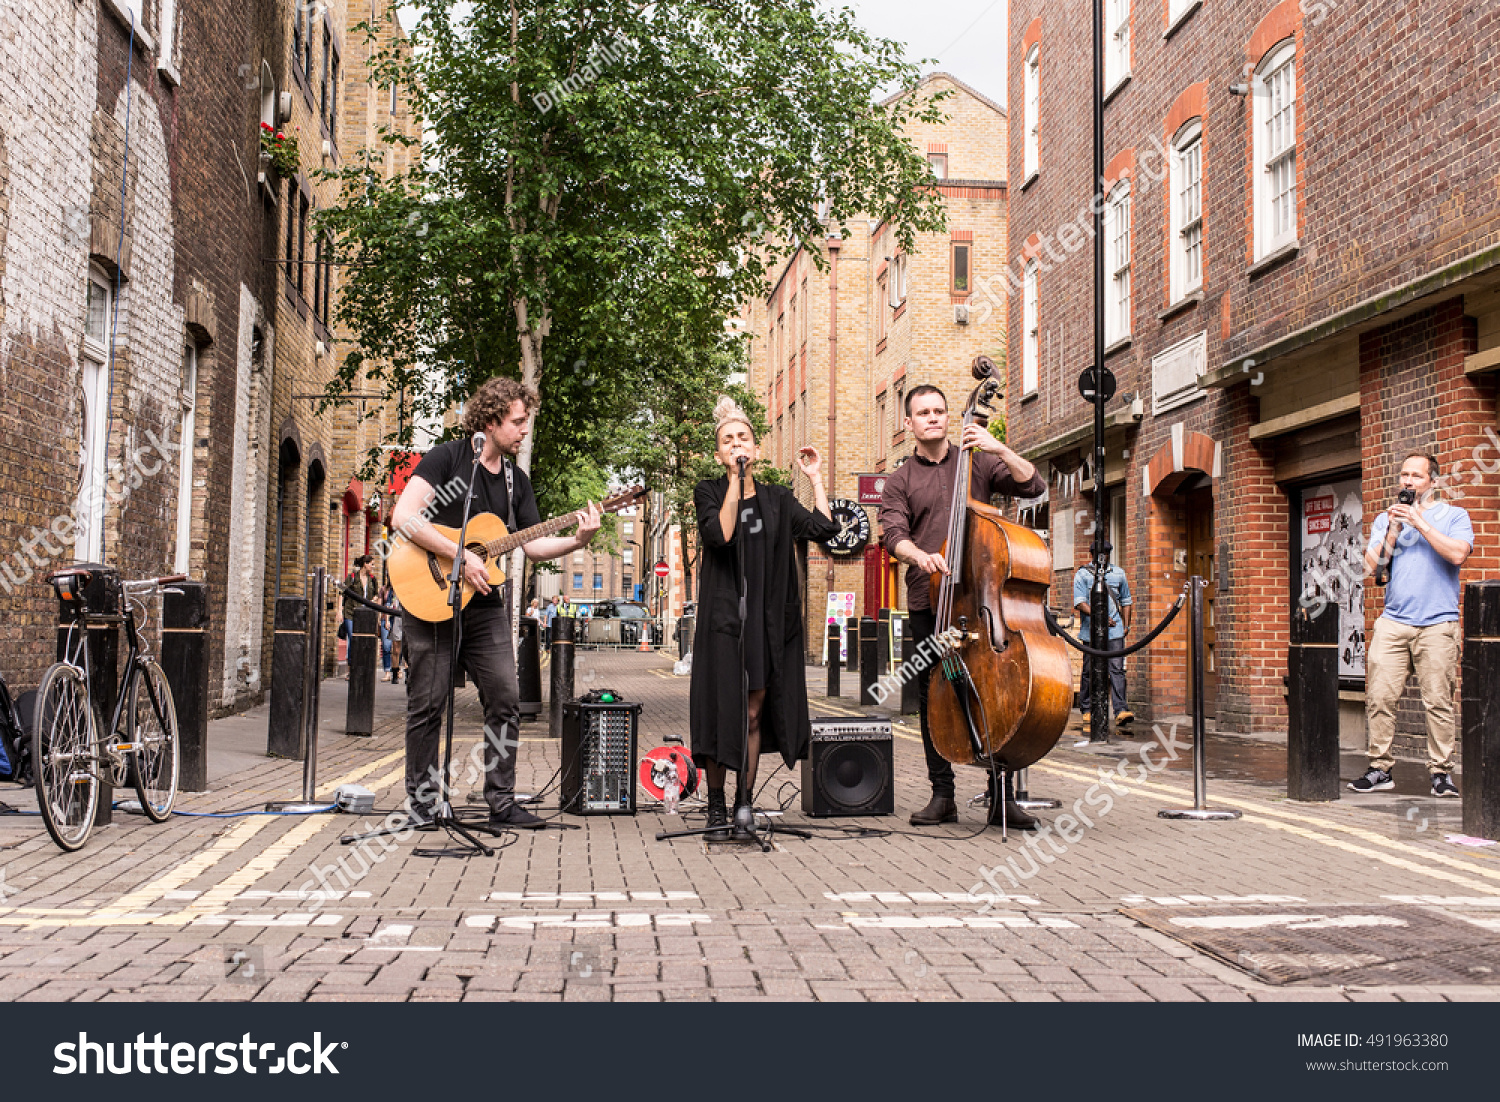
[560,700,640,815]
[801,716,894,818]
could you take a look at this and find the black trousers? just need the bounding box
[1080,653,1127,715]
[402,597,521,815]
[911,609,1011,802]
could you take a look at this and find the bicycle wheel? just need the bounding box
[31,663,99,852]
[128,660,179,822]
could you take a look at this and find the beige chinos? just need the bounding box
[1363,615,1461,775]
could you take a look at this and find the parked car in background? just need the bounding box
[585,600,662,647]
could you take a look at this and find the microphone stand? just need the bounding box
[344,432,494,857]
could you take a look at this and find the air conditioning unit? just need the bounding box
[954,303,969,325]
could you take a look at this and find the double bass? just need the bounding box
[926,356,1073,770]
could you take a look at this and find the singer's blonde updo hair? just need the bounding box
[712,395,755,444]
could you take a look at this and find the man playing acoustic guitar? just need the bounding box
[390,377,601,830]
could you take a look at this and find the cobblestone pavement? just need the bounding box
[1,649,1498,1003]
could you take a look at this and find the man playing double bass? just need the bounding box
[878,384,1048,829]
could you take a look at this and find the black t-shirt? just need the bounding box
[410,439,544,605]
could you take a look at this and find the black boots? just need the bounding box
[910,795,958,826]
[705,788,730,840]
[989,773,1039,830]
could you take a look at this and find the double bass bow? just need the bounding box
[926,356,1073,770]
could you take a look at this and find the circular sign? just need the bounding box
[653,560,670,578]
[1078,366,1117,404]
[822,499,871,558]
[639,746,700,802]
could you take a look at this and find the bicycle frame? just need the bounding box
[57,592,168,765]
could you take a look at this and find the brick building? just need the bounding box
[743,73,1010,654]
[1003,0,1500,740]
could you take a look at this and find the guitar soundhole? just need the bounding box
[426,553,448,591]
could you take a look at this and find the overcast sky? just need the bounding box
[829,0,1008,108]
[397,2,1008,107]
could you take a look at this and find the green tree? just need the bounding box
[321,0,948,519]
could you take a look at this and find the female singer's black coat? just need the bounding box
[689,476,840,772]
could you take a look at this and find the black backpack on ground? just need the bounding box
[0,676,33,785]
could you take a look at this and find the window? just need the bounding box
[622,522,632,537]
[1022,262,1039,393]
[302,1,315,82]
[1171,123,1203,301]
[928,153,948,178]
[321,28,339,139]
[788,294,796,360]
[573,572,583,590]
[875,394,887,451]
[120,0,144,25]
[1104,182,1132,344]
[260,62,277,128]
[951,241,971,294]
[623,575,633,595]
[390,82,399,114]
[159,0,176,66]
[173,342,197,574]
[801,277,809,346]
[1168,0,1195,24]
[293,3,303,75]
[593,572,603,591]
[1024,46,1040,179]
[1105,0,1130,93]
[313,238,324,323]
[889,253,908,307]
[297,193,309,296]
[78,268,113,561]
[622,548,633,565]
[1254,42,1297,258]
[284,180,297,284]
[876,275,888,346]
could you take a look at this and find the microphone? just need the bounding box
[736,455,748,474]
[471,431,487,456]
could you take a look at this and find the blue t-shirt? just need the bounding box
[1368,502,1473,627]
[1073,565,1133,641]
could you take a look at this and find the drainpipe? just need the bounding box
[826,236,839,592]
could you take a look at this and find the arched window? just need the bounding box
[1254,40,1297,259]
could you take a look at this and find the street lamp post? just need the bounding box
[1089,0,1111,742]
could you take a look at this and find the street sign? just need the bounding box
[653,560,670,578]
[1078,366,1117,403]
[822,500,871,558]
[856,474,888,505]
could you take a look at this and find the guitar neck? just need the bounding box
[483,513,580,558]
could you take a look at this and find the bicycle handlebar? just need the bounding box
[122,574,189,592]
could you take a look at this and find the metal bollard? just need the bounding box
[1462,581,1500,840]
[161,581,209,792]
[1159,575,1241,822]
[518,617,543,721]
[1287,603,1340,801]
[346,606,379,737]
[877,609,891,677]
[549,614,576,739]
[859,616,879,707]
[268,596,309,759]
[846,617,859,672]
[269,568,329,812]
[826,621,841,698]
[900,631,918,715]
[57,570,120,826]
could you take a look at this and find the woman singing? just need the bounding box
[690,397,839,840]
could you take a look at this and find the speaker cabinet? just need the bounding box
[560,700,639,815]
[801,716,894,817]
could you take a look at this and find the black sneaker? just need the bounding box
[403,801,438,830]
[1432,773,1460,798]
[487,802,546,830]
[1348,767,1394,793]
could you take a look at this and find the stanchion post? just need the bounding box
[900,631,918,715]
[518,617,543,721]
[345,606,378,736]
[1287,603,1340,801]
[1159,575,1240,822]
[826,621,841,698]
[1462,581,1500,840]
[268,596,309,758]
[549,614,576,739]
[859,616,879,707]
[161,581,209,792]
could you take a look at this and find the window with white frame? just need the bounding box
[622,548,633,565]
[158,0,176,66]
[1105,0,1130,93]
[1104,182,1132,344]
[1254,41,1297,259]
[1023,261,1039,394]
[622,522,632,537]
[1171,122,1203,301]
[1024,46,1040,179]
[1168,0,1195,24]
[888,253,908,307]
[78,268,113,561]
[173,342,197,574]
[928,153,948,179]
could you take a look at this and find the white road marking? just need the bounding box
[465,912,713,930]
[488,891,700,903]
[820,914,1078,929]
[1120,894,1307,906]
[825,891,1044,907]
[1170,914,1407,931]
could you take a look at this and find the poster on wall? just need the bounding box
[823,591,857,664]
[1299,478,1365,678]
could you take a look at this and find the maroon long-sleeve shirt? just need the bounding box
[878,444,1047,612]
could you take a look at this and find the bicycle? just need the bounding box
[31,566,186,852]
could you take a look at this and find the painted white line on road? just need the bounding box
[1383,894,1500,907]
[488,891,700,903]
[1120,894,1307,906]
[819,914,1079,929]
[465,912,714,930]
[1170,914,1407,931]
[824,891,1044,906]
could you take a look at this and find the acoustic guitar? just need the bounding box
[388,486,646,622]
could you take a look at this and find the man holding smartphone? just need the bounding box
[1351,452,1472,797]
